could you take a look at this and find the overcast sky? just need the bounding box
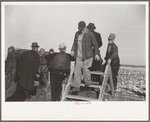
[4,2,146,65]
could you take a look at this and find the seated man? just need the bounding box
[45,43,75,101]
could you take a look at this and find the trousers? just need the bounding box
[50,70,67,101]
[71,57,93,88]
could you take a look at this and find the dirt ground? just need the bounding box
[28,66,145,102]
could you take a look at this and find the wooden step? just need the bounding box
[91,81,100,85]
[65,95,98,101]
[89,71,104,75]
[80,83,102,89]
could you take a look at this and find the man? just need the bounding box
[87,23,102,48]
[38,48,47,87]
[104,33,120,92]
[45,48,54,67]
[87,23,103,84]
[70,21,100,93]
[46,43,74,101]
[17,42,40,101]
[49,48,54,54]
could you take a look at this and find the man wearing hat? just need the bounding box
[46,43,74,101]
[87,23,103,84]
[16,42,40,101]
[103,33,120,92]
[70,21,100,93]
[87,23,102,48]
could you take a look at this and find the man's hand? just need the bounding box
[71,51,74,56]
[95,54,100,61]
[107,59,111,64]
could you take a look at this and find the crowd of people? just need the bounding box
[5,21,120,101]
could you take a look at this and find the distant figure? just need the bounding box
[70,21,100,94]
[49,48,54,54]
[45,43,74,101]
[45,48,54,67]
[103,33,120,92]
[17,42,40,101]
[87,23,103,84]
[38,48,47,87]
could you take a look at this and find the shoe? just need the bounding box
[105,84,111,93]
[70,87,80,93]
[71,91,78,95]
[95,88,100,92]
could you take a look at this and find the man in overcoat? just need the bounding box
[104,33,120,91]
[17,42,40,101]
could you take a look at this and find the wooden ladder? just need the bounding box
[61,63,115,101]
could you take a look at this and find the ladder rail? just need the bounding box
[61,70,74,101]
[98,63,111,101]
[109,66,115,97]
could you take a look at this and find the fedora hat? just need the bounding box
[87,23,96,31]
[59,43,66,50]
[108,33,116,40]
[31,42,40,47]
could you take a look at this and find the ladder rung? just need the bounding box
[65,95,98,101]
[91,81,99,85]
[89,71,104,75]
[80,83,102,89]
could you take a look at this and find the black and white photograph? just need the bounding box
[1,1,149,121]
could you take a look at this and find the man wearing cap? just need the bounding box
[46,43,74,101]
[87,23,103,84]
[16,42,40,101]
[70,21,100,93]
[104,33,120,92]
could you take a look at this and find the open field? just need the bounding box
[29,65,146,101]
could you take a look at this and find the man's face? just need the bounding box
[60,48,66,53]
[78,26,84,31]
[40,50,45,55]
[35,47,39,52]
[108,39,114,44]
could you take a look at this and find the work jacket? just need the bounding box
[71,29,99,60]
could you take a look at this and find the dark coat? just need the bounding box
[40,54,47,65]
[91,31,103,71]
[45,52,75,73]
[92,31,102,48]
[104,42,120,66]
[17,50,40,91]
[71,29,99,60]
